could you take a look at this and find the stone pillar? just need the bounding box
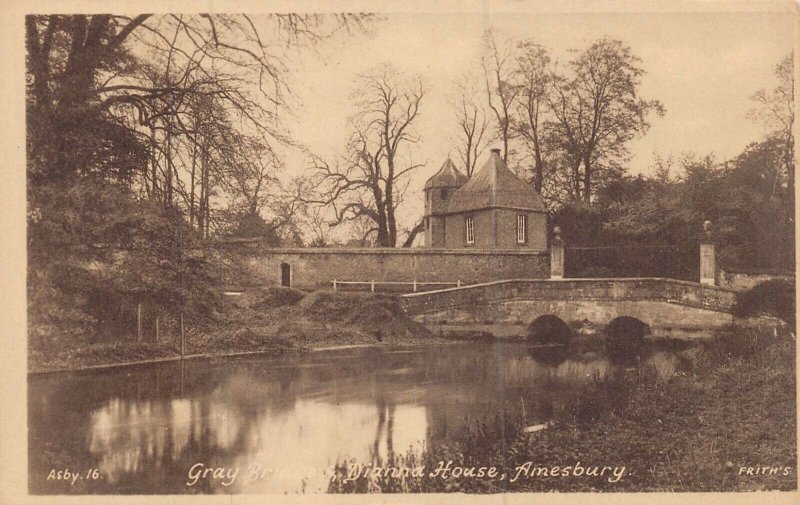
[699,220,716,286]
[550,226,565,279]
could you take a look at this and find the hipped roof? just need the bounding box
[446,150,546,213]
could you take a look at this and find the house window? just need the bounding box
[441,188,449,200]
[517,214,527,244]
[465,216,475,245]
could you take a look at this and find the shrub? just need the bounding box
[733,279,795,328]
[235,286,305,310]
[683,325,794,370]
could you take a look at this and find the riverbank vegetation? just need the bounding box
[328,324,796,492]
[28,287,441,373]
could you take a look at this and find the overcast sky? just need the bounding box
[272,8,794,231]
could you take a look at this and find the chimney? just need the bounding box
[490,148,501,156]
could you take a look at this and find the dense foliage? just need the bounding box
[25,14,364,347]
[28,175,222,346]
[733,279,796,328]
[555,140,794,278]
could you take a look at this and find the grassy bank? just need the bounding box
[328,326,796,493]
[28,287,456,373]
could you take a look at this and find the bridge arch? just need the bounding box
[604,316,650,363]
[605,316,651,341]
[527,315,572,345]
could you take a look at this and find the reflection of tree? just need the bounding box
[528,345,569,366]
[83,365,315,492]
[31,344,684,494]
[386,403,395,463]
[370,396,397,465]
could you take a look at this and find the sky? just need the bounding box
[271,8,794,234]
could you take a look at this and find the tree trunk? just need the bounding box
[401,220,425,247]
[150,127,159,198]
[502,122,510,163]
[189,141,197,229]
[532,132,544,192]
[572,160,582,200]
[165,129,173,206]
[582,156,592,202]
[197,144,206,236]
[203,157,211,238]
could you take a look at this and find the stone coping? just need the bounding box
[216,245,549,256]
[400,277,738,298]
[720,268,795,276]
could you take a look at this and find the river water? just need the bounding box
[28,342,680,494]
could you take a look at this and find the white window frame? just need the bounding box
[465,216,475,245]
[517,214,527,244]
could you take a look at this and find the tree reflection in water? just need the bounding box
[29,342,683,494]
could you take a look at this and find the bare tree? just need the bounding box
[26,14,373,238]
[514,41,552,191]
[348,215,379,247]
[547,38,664,202]
[748,52,794,198]
[220,137,280,215]
[400,219,425,248]
[303,206,334,247]
[452,77,489,177]
[482,29,521,163]
[303,65,425,247]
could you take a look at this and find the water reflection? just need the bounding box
[28,342,681,494]
[528,345,569,366]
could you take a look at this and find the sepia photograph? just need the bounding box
[5,0,798,500]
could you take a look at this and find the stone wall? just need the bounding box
[401,278,737,315]
[719,269,795,291]
[220,243,550,290]
[399,278,738,338]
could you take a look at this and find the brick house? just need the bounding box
[423,149,547,251]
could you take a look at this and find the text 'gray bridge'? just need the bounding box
[398,278,738,339]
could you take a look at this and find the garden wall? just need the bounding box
[219,242,550,290]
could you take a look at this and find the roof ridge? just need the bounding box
[445,151,545,213]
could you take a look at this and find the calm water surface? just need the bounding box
[28,342,679,494]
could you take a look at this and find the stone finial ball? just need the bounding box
[553,226,562,235]
[703,220,712,232]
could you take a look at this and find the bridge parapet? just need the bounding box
[399,278,737,316]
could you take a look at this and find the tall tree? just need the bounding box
[748,52,794,208]
[304,65,424,247]
[547,38,664,202]
[482,29,521,163]
[513,41,552,191]
[451,76,489,177]
[25,14,372,342]
[25,14,371,194]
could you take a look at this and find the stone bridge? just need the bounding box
[399,278,739,339]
